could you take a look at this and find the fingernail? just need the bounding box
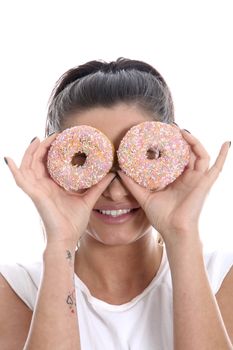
[30,136,37,143]
[48,131,56,137]
[229,141,231,148]
[184,129,191,134]
[4,157,8,165]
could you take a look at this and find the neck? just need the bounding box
[74,231,163,304]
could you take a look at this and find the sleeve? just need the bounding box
[0,261,42,310]
[204,250,233,294]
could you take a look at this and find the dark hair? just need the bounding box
[46,58,174,136]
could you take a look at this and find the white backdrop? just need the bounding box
[0,0,232,263]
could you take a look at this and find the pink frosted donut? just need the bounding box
[117,121,190,190]
[47,125,114,191]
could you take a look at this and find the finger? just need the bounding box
[83,172,116,208]
[171,122,180,129]
[181,129,210,172]
[185,149,196,170]
[207,141,231,184]
[30,133,59,178]
[32,133,58,166]
[4,157,27,189]
[19,137,41,171]
[117,170,150,208]
[171,123,197,170]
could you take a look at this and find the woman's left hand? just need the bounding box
[118,129,231,245]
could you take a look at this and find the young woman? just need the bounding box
[1,58,233,350]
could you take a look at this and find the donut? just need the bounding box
[47,125,114,191]
[117,121,190,190]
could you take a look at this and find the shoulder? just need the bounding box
[0,273,32,349]
[204,250,233,344]
[0,261,42,310]
[204,250,233,293]
[216,266,233,344]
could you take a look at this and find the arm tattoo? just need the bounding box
[66,249,72,261]
[65,250,76,313]
[66,289,77,314]
[66,249,73,267]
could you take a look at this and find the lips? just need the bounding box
[93,204,140,211]
[92,206,140,224]
[96,208,131,215]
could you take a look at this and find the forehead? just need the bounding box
[66,104,154,147]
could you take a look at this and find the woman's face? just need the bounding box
[65,103,155,246]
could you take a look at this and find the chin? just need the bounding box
[85,227,151,246]
[85,209,152,246]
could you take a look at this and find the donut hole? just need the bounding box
[71,152,87,167]
[146,147,161,160]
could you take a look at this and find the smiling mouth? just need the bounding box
[93,208,139,217]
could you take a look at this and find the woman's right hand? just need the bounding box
[5,134,115,247]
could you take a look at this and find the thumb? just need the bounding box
[83,172,116,208]
[117,170,151,209]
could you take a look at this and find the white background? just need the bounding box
[0,0,232,263]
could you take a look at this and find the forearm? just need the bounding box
[166,234,233,350]
[23,242,80,350]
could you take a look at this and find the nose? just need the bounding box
[109,154,120,173]
[102,173,129,201]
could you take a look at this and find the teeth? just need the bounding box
[99,209,131,216]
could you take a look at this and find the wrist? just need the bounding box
[43,241,77,264]
[42,222,82,247]
[165,233,204,270]
[163,228,203,252]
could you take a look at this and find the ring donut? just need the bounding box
[47,125,114,191]
[117,121,190,190]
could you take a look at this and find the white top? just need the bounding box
[1,248,233,350]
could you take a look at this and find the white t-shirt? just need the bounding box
[1,248,233,350]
